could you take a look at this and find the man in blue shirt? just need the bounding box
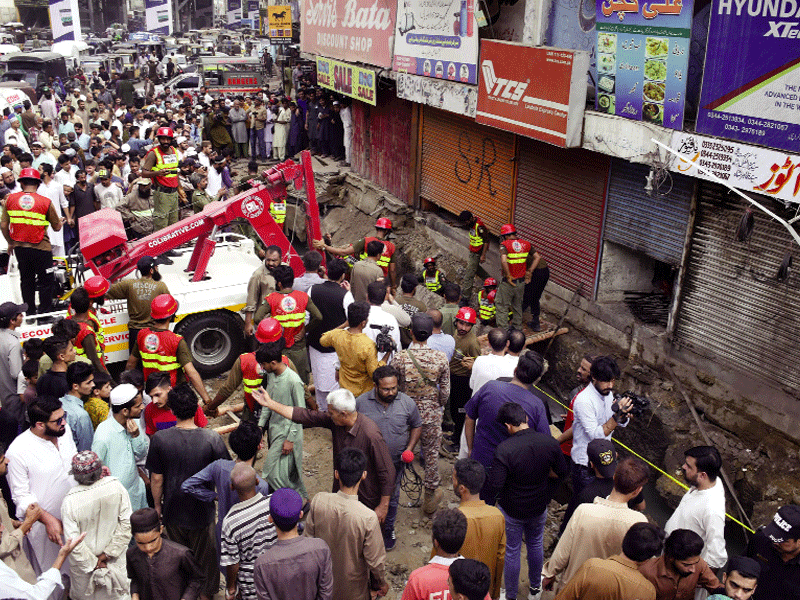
[60,361,94,452]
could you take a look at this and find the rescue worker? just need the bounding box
[255,265,322,385]
[496,223,537,329]
[478,278,498,325]
[447,306,480,455]
[106,256,170,353]
[67,286,109,375]
[83,275,109,356]
[141,127,180,231]
[125,293,213,407]
[0,167,63,316]
[421,257,445,296]
[117,178,155,239]
[461,211,489,305]
[269,194,287,235]
[314,216,398,291]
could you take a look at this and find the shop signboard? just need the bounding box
[301,0,396,68]
[317,56,377,105]
[227,0,242,25]
[476,41,589,147]
[392,0,479,84]
[145,0,172,34]
[268,6,292,44]
[695,1,800,152]
[594,0,693,129]
[49,0,81,41]
[396,72,478,117]
[670,130,800,204]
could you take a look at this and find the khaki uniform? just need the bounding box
[245,263,276,320]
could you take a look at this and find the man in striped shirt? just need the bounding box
[221,463,276,600]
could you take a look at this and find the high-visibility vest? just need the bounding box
[71,319,104,363]
[150,146,179,188]
[240,352,263,411]
[478,290,496,321]
[359,237,395,276]
[88,309,105,356]
[137,328,184,386]
[469,220,485,252]
[270,199,286,225]
[502,238,531,279]
[424,270,442,293]
[5,192,51,244]
[266,290,308,349]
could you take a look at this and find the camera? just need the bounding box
[369,324,397,354]
[613,391,650,418]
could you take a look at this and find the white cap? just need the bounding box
[0,167,10,175]
[110,383,139,406]
[176,136,187,144]
[79,95,86,101]
[121,143,131,153]
[115,109,124,117]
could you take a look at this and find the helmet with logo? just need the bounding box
[423,257,436,265]
[487,290,497,302]
[455,306,477,325]
[500,224,516,236]
[483,277,497,288]
[255,318,283,344]
[156,127,174,139]
[18,168,41,184]
[84,276,110,299]
[375,217,392,230]
[151,294,179,320]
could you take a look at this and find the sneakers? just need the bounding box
[529,586,542,599]
[384,529,396,551]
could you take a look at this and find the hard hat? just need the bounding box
[375,217,392,230]
[18,167,41,183]
[423,257,435,265]
[84,276,110,298]
[500,224,516,236]
[483,277,497,288]
[156,127,174,139]
[151,294,179,320]
[487,290,497,302]
[255,318,283,344]
[455,306,477,325]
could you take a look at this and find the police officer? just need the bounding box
[141,127,180,231]
[125,293,213,406]
[461,211,488,305]
[496,223,537,329]
[421,257,445,296]
[0,168,63,316]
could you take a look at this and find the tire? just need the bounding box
[175,310,244,378]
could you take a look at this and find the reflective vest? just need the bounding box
[240,352,263,411]
[266,290,308,349]
[424,270,442,293]
[71,319,104,363]
[469,220,485,253]
[137,328,184,386]
[270,199,286,225]
[359,237,395,276]
[478,290,496,322]
[150,146,179,188]
[5,191,51,244]
[502,238,531,280]
[88,309,105,356]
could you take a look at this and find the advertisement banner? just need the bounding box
[695,1,800,152]
[392,0,479,84]
[476,41,589,147]
[670,130,800,204]
[145,0,173,34]
[317,56,377,105]
[594,0,693,130]
[396,72,478,117]
[228,0,242,25]
[301,0,396,68]
[49,0,81,42]
[245,0,259,28]
[268,5,292,44]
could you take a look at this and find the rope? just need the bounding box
[533,383,756,534]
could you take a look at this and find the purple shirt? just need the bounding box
[465,380,550,467]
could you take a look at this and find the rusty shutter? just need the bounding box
[420,107,516,234]
[675,182,800,391]
[514,137,610,298]
[352,87,413,204]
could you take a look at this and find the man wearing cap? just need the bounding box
[141,127,180,231]
[253,487,333,600]
[5,118,29,153]
[746,505,800,599]
[61,450,132,600]
[1,168,63,316]
[0,301,26,431]
[117,178,156,239]
[719,556,759,600]
[94,168,122,209]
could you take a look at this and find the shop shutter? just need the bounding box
[420,106,516,234]
[604,159,694,265]
[675,182,800,391]
[514,137,610,298]
[352,88,413,204]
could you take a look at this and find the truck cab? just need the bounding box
[156,56,264,96]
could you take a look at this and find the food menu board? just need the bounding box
[595,0,693,130]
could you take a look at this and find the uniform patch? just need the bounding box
[144,333,160,353]
[18,195,34,210]
[512,240,522,252]
[280,295,297,312]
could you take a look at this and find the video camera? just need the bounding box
[369,323,397,354]
[612,391,650,420]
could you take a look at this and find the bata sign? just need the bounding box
[302,0,396,68]
[476,41,589,148]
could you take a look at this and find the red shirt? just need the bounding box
[401,559,491,600]
[144,402,208,436]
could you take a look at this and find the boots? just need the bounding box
[422,487,443,515]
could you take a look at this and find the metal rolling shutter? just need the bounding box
[420,107,516,234]
[514,137,610,298]
[604,159,694,265]
[675,182,800,391]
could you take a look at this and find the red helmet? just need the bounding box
[487,290,497,302]
[151,294,179,320]
[483,277,497,288]
[255,318,283,344]
[18,167,41,183]
[500,224,516,236]
[156,127,174,139]
[375,217,392,230]
[423,257,436,265]
[455,306,477,324]
[84,276,110,298]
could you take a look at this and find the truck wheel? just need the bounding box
[176,310,244,378]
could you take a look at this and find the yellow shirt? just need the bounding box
[84,396,109,430]
[319,328,382,397]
